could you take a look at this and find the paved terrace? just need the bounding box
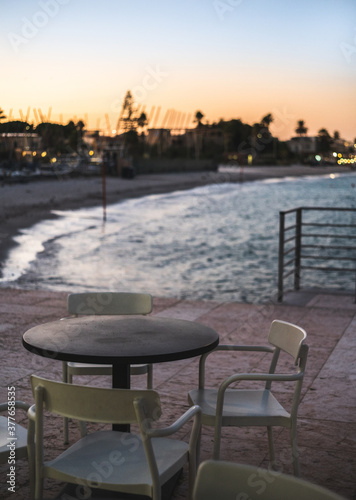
[0,287,355,499]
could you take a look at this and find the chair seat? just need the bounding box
[0,416,28,461]
[67,362,149,376]
[45,430,189,496]
[188,389,290,427]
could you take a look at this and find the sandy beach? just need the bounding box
[0,164,353,264]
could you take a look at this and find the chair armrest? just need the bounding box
[217,344,274,353]
[0,401,31,413]
[144,405,201,438]
[198,345,275,388]
[27,404,36,422]
[220,371,304,392]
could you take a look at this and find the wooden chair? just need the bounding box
[188,320,308,475]
[62,291,153,443]
[29,375,201,500]
[193,460,346,500]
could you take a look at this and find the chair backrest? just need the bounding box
[30,375,161,424]
[193,460,346,500]
[268,319,307,363]
[67,292,153,316]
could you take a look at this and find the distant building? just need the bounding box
[0,132,42,154]
[286,136,317,155]
[331,137,352,156]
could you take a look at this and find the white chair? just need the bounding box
[62,291,153,443]
[29,375,201,500]
[193,460,347,500]
[188,319,308,475]
[0,400,34,499]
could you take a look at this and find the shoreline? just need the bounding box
[0,164,353,266]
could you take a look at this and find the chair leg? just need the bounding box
[213,422,222,460]
[290,425,300,476]
[34,474,43,500]
[79,420,87,437]
[267,426,276,469]
[196,425,202,464]
[27,418,35,500]
[62,362,69,445]
[147,364,153,389]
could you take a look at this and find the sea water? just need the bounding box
[1,173,355,303]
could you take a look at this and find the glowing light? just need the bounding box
[51,157,57,163]
[333,152,337,157]
[41,151,47,157]
[89,150,94,156]
[330,173,335,179]
[338,153,342,158]
[32,151,37,156]
[315,155,321,161]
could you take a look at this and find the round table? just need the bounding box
[23,315,219,389]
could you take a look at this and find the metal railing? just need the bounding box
[278,207,356,302]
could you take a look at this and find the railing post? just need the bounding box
[294,208,302,291]
[278,211,285,302]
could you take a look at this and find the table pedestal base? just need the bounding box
[112,363,130,433]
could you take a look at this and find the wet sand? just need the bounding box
[0,164,352,264]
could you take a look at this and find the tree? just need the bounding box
[0,120,32,133]
[317,128,332,154]
[333,130,340,140]
[260,113,273,129]
[295,120,308,136]
[194,110,204,127]
[137,112,148,131]
[0,108,6,121]
[118,90,137,133]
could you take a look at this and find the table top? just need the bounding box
[22,315,219,365]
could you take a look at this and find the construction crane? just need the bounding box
[147,106,156,127]
[105,114,111,135]
[152,106,161,128]
[33,108,40,125]
[25,107,30,122]
[160,109,170,129]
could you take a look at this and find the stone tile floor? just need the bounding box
[0,287,355,499]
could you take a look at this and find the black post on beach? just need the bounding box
[101,161,107,222]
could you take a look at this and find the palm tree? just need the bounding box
[194,110,204,128]
[0,108,6,121]
[317,128,332,154]
[295,120,308,136]
[260,113,273,129]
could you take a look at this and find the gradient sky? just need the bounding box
[1,0,355,141]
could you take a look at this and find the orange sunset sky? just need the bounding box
[1,0,356,141]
